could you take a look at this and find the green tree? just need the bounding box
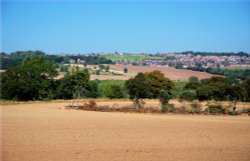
[179,90,197,102]
[96,70,100,75]
[125,73,149,108]
[85,80,100,98]
[240,78,250,102]
[1,56,58,100]
[159,90,172,106]
[123,68,128,73]
[184,76,200,90]
[125,70,174,108]
[104,84,124,99]
[105,65,110,72]
[197,77,231,101]
[56,70,90,99]
[144,70,175,98]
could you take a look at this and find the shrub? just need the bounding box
[104,84,124,99]
[161,103,175,113]
[179,90,197,102]
[206,104,224,114]
[189,102,202,114]
[124,68,128,73]
[96,70,100,75]
[238,108,250,115]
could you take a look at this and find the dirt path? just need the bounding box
[1,103,250,161]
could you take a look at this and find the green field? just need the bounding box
[102,54,163,62]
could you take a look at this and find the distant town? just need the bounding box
[113,52,250,68]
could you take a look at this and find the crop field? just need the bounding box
[1,100,250,161]
[59,64,217,81]
[109,64,216,81]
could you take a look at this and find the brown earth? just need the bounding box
[1,101,250,161]
[109,64,217,81]
[65,64,217,81]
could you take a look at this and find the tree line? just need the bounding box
[0,51,113,70]
[1,56,249,106]
[186,66,250,80]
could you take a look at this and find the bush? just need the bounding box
[104,84,124,99]
[238,108,250,115]
[206,104,224,114]
[189,102,202,114]
[161,103,175,113]
[179,90,197,102]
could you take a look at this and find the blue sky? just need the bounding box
[1,0,250,54]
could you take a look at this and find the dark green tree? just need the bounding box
[104,84,124,99]
[125,70,175,108]
[56,70,90,99]
[144,70,175,98]
[123,68,128,73]
[125,73,149,108]
[197,77,231,101]
[105,65,110,72]
[179,90,197,102]
[184,76,200,90]
[1,56,58,100]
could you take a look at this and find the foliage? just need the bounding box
[98,80,127,98]
[105,65,110,72]
[144,70,175,98]
[59,65,69,72]
[240,78,250,102]
[95,70,100,75]
[125,70,174,108]
[189,102,202,114]
[85,80,100,98]
[179,90,197,102]
[159,90,172,106]
[1,51,114,70]
[104,84,124,99]
[56,70,90,99]
[1,56,58,100]
[125,73,150,100]
[1,50,45,69]
[186,66,250,80]
[206,104,225,114]
[123,68,128,73]
[171,81,187,99]
[184,76,200,90]
[196,77,231,101]
[161,103,175,113]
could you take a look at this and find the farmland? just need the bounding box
[1,101,250,161]
[62,64,216,81]
[108,64,216,81]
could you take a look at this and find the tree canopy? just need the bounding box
[125,70,175,108]
[1,56,58,100]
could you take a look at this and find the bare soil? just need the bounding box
[1,101,250,161]
[109,64,216,81]
[64,64,217,81]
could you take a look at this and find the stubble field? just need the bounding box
[90,64,216,81]
[1,100,250,161]
[66,64,216,81]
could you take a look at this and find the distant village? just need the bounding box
[115,53,250,68]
